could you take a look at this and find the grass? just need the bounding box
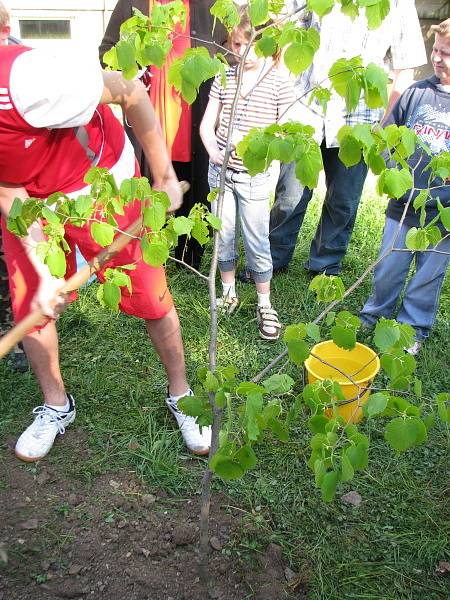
[1,189,449,599]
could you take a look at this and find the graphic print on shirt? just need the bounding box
[408,103,450,154]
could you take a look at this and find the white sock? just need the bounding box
[46,397,70,413]
[257,292,271,308]
[168,388,192,404]
[222,281,236,299]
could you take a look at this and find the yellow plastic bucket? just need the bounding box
[304,340,380,424]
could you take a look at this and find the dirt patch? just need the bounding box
[0,432,308,599]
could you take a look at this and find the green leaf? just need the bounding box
[345,443,368,471]
[283,323,307,343]
[364,392,389,417]
[205,213,222,230]
[141,236,169,267]
[288,339,310,366]
[215,389,227,409]
[143,202,167,232]
[249,0,269,26]
[191,220,210,245]
[210,0,240,31]
[171,216,194,236]
[267,417,289,442]
[338,135,362,167]
[262,374,295,394]
[405,227,429,251]
[384,417,420,452]
[178,394,206,417]
[307,0,334,18]
[373,320,400,352]
[364,62,388,108]
[364,0,390,30]
[308,414,329,434]
[284,42,314,76]
[204,371,219,393]
[331,325,356,350]
[329,57,363,112]
[383,168,413,199]
[314,459,327,487]
[340,453,354,483]
[436,392,450,424]
[116,39,138,80]
[212,458,245,480]
[437,201,450,230]
[309,274,345,303]
[91,221,115,247]
[320,470,339,502]
[244,391,264,441]
[102,282,121,311]
[234,444,257,470]
[46,246,67,278]
[295,143,323,189]
[306,322,321,342]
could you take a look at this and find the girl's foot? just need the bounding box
[257,306,281,340]
[217,296,239,315]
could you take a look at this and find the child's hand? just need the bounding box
[210,150,224,165]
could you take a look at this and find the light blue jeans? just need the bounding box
[361,217,450,340]
[208,162,272,283]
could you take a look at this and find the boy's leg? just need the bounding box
[306,145,368,275]
[360,218,414,326]
[397,235,450,339]
[145,306,188,396]
[269,161,311,270]
[22,323,66,406]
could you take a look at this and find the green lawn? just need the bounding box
[1,191,449,599]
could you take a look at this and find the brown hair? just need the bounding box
[0,2,10,29]
[430,18,450,41]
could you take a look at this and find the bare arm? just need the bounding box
[101,71,182,211]
[199,96,224,165]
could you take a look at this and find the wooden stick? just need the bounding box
[0,181,190,360]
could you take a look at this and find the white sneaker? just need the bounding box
[15,395,76,462]
[405,341,422,356]
[166,391,211,456]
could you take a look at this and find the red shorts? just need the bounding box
[1,199,173,332]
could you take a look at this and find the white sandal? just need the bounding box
[257,306,282,340]
[216,296,239,315]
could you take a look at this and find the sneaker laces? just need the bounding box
[30,405,70,436]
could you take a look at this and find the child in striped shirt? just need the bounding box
[200,5,296,340]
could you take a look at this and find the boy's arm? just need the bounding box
[101,71,182,212]
[200,96,224,165]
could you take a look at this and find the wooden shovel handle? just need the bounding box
[0,181,190,359]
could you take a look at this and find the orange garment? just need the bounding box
[148,0,192,162]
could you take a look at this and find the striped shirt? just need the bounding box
[209,64,296,170]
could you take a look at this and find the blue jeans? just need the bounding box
[361,217,450,340]
[269,161,309,270]
[269,143,368,274]
[208,163,272,283]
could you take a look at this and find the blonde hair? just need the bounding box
[0,2,10,29]
[430,18,450,41]
[229,3,281,63]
